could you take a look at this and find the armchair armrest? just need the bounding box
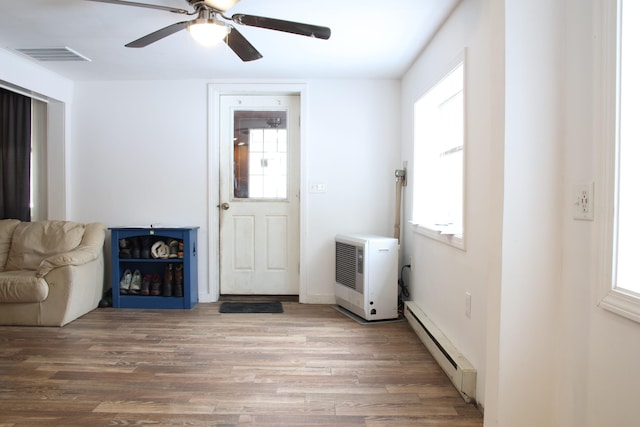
[36,245,102,278]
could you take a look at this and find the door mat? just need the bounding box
[219,301,283,314]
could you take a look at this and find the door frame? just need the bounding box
[206,82,309,303]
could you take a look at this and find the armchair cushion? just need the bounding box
[0,219,20,272]
[0,271,48,303]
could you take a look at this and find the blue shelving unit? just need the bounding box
[109,227,199,309]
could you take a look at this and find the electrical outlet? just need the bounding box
[573,182,594,221]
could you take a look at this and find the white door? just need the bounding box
[219,95,300,295]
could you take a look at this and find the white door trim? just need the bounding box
[206,82,309,303]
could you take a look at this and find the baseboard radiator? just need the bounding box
[404,301,477,403]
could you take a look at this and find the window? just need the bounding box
[613,0,640,295]
[598,0,640,322]
[247,127,288,199]
[0,85,48,222]
[30,99,47,221]
[232,110,288,200]
[412,55,466,248]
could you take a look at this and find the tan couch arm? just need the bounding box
[36,246,101,278]
[36,222,105,278]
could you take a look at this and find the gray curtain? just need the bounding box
[0,87,31,221]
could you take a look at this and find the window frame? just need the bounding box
[596,0,640,323]
[410,50,467,251]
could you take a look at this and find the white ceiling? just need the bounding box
[0,0,460,82]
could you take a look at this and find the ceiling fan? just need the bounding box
[85,0,331,61]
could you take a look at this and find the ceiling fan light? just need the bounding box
[188,19,230,47]
[203,0,240,12]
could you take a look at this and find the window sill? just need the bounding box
[599,288,640,324]
[410,221,466,251]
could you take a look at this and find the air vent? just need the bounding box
[335,241,357,290]
[14,47,91,62]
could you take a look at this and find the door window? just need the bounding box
[233,111,288,199]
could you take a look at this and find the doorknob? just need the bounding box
[219,202,230,210]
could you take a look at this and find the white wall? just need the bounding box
[556,1,594,424]
[401,0,504,410]
[303,79,401,302]
[71,78,400,303]
[403,0,640,426]
[498,1,640,425]
[571,0,640,426]
[72,80,211,296]
[498,0,563,424]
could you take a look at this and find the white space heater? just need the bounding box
[335,234,398,321]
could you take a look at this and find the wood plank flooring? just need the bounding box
[0,302,483,426]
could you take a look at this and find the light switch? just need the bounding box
[310,183,327,193]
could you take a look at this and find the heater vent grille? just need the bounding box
[404,301,477,403]
[335,242,357,290]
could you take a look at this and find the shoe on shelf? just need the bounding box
[140,274,151,296]
[178,241,184,259]
[141,236,151,259]
[151,241,170,259]
[129,270,142,294]
[119,269,132,294]
[168,240,179,258]
[173,264,183,297]
[119,239,132,259]
[130,237,141,259]
[163,264,173,297]
[150,274,162,296]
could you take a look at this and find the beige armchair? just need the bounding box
[0,219,105,326]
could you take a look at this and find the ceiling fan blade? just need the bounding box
[231,14,331,40]
[225,27,263,62]
[125,21,189,48]
[85,0,189,14]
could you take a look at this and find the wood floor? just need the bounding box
[0,302,483,426]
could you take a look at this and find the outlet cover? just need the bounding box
[309,183,327,193]
[573,182,594,221]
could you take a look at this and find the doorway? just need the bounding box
[218,94,300,295]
